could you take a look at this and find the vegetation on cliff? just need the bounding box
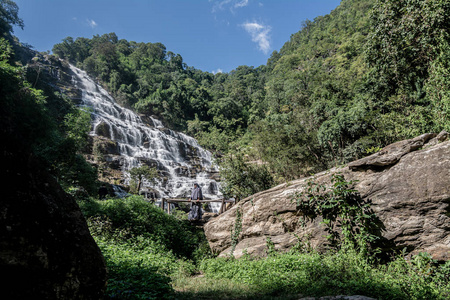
[0,39,98,195]
[50,0,450,198]
[4,0,450,195]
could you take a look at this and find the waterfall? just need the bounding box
[68,64,221,202]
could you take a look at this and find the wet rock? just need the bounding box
[94,121,112,139]
[93,136,119,155]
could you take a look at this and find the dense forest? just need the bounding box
[2,0,450,198]
[49,0,450,199]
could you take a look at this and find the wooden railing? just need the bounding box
[160,198,234,215]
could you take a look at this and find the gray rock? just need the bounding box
[205,133,450,261]
[426,130,449,147]
[348,133,436,169]
[93,135,120,156]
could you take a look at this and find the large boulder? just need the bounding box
[204,132,450,261]
[0,147,107,299]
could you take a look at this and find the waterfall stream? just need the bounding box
[69,64,221,204]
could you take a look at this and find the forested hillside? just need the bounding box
[33,0,450,199]
[1,1,98,196]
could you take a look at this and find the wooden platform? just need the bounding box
[160,198,234,215]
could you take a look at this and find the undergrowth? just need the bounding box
[199,249,450,300]
[78,194,450,300]
[78,195,208,299]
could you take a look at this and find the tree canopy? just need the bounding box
[0,0,23,38]
[6,0,450,197]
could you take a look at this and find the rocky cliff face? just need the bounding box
[204,132,450,261]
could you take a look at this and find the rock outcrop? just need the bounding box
[1,148,107,298]
[204,132,450,261]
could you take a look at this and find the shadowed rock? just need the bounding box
[1,148,107,299]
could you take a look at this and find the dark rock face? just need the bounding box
[93,135,120,156]
[94,121,113,140]
[0,148,107,299]
[205,132,450,261]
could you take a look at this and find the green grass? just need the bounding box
[199,250,450,300]
[78,196,450,300]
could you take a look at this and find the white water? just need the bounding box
[69,65,221,202]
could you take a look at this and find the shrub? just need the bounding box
[78,196,211,299]
[293,172,382,254]
[79,195,207,259]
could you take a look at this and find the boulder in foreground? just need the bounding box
[0,147,107,299]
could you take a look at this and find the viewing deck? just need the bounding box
[160,198,235,215]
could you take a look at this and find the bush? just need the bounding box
[95,237,192,299]
[78,196,212,299]
[79,195,208,259]
[293,172,382,254]
[77,196,450,300]
[219,151,274,201]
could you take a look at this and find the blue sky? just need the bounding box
[13,0,341,73]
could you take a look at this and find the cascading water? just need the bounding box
[68,64,221,205]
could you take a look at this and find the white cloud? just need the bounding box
[212,0,249,12]
[212,0,231,12]
[234,0,249,8]
[86,19,98,28]
[241,21,271,54]
[212,68,223,74]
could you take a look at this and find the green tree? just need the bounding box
[0,0,23,39]
[426,36,450,132]
[366,0,450,96]
[52,37,75,61]
[64,107,92,151]
[47,0,450,189]
[219,151,274,201]
[364,0,450,142]
[129,165,159,194]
